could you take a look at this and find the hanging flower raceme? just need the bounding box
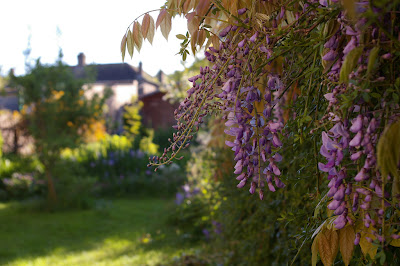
[314,0,400,254]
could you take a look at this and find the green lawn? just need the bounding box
[0,198,198,266]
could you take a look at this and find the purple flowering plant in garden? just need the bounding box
[121,0,400,264]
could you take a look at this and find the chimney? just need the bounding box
[138,61,143,74]
[157,70,164,83]
[78,53,86,66]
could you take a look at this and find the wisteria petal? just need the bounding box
[273,153,282,162]
[334,215,347,229]
[267,182,276,192]
[343,37,357,54]
[322,50,337,61]
[354,168,367,182]
[274,177,285,188]
[349,131,362,147]
[272,134,283,147]
[236,172,246,180]
[350,115,363,133]
[333,186,345,201]
[237,179,247,188]
[328,200,341,210]
[350,151,363,161]
[271,164,281,176]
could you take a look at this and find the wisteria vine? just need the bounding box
[123,0,400,263]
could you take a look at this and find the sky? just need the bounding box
[0,0,195,77]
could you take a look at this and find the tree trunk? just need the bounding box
[45,168,57,208]
[13,127,18,154]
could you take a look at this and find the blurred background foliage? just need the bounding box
[0,55,324,264]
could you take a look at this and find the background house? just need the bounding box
[71,53,176,133]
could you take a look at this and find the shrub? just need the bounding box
[1,173,45,200]
[61,134,184,198]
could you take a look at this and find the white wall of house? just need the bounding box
[84,80,138,133]
[142,82,158,95]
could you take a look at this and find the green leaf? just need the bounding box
[371,92,381,99]
[367,46,379,76]
[393,93,399,103]
[377,120,400,196]
[314,193,328,218]
[362,92,370,102]
[339,46,363,84]
[395,78,400,89]
[380,251,386,265]
[176,34,186,40]
[304,115,312,122]
[312,220,327,239]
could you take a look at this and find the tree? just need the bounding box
[13,55,109,207]
[121,0,400,264]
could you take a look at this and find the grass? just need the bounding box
[0,198,199,266]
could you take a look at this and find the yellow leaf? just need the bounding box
[390,235,400,247]
[133,22,143,52]
[141,13,151,40]
[190,30,198,55]
[318,228,339,266]
[197,29,206,48]
[358,225,377,259]
[126,30,134,58]
[167,0,177,10]
[156,9,167,29]
[312,234,320,266]
[390,237,400,247]
[211,35,220,50]
[343,0,356,19]
[147,15,155,45]
[160,11,172,40]
[121,35,127,61]
[339,225,355,266]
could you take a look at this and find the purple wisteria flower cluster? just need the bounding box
[317,0,400,245]
[150,9,288,199]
